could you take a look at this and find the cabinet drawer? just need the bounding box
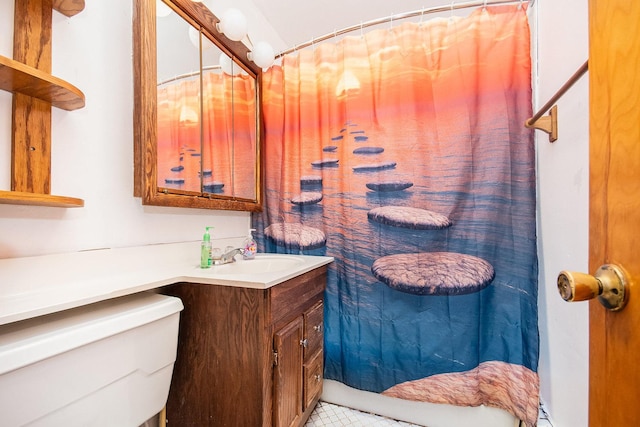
[303,350,323,411]
[304,301,323,359]
[270,267,326,326]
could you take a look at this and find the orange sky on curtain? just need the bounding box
[261,5,531,193]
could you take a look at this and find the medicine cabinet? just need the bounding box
[133,0,263,211]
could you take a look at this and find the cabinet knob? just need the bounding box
[313,324,322,333]
[300,339,308,348]
[314,374,321,382]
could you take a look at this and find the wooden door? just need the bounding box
[589,1,640,426]
[273,316,304,427]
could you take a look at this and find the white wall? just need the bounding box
[534,1,590,426]
[0,0,283,259]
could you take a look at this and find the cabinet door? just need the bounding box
[303,301,324,411]
[303,348,323,410]
[273,316,304,427]
[303,301,323,359]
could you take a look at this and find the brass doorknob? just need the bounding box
[557,264,628,311]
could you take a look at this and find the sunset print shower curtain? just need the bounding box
[255,5,538,426]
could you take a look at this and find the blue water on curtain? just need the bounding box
[254,111,538,393]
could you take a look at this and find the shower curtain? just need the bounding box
[255,5,538,426]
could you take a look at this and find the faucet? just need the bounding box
[214,247,245,265]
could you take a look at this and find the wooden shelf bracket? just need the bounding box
[526,105,558,142]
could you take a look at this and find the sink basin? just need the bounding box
[208,255,306,275]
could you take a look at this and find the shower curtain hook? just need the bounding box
[518,0,523,9]
[483,0,488,10]
[419,6,425,25]
[389,14,394,31]
[360,21,364,38]
[449,1,455,19]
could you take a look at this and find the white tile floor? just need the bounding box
[306,401,555,427]
[305,402,421,426]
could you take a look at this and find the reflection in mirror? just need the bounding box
[156,7,202,193]
[226,56,258,200]
[134,0,262,211]
[201,42,230,196]
[201,39,258,200]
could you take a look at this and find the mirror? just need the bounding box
[134,0,262,211]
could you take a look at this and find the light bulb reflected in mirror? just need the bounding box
[219,53,241,76]
[216,8,248,42]
[188,27,214,50]
[156,0,171,17]
[188,26,200,48]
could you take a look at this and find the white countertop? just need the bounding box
[0,242,333,326]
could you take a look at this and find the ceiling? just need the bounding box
[249,0,476,54]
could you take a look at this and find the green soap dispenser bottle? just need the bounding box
[243,228,257,260]
[200,226,213,268]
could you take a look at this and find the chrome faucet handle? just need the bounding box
[220,247,245,263]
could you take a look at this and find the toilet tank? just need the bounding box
[0,292,183,427]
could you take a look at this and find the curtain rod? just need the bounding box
[275,0,532,59]
[157,65,221,87]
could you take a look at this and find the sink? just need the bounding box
[208,255,306,275]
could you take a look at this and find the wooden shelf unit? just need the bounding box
[0,190,84,208]
[0,0,86,208]
[0,55,85,111]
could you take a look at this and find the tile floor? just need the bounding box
[305,402,421,426]
[305,401,555,427]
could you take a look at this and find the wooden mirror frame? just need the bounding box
[133,0,263,211]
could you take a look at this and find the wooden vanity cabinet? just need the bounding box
[161,266,326,427]
[273,300,324,427]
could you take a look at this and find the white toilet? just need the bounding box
[0,292,183,427]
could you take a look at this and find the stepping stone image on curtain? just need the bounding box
[353,162,397,172]
[300,175,323,188]
[311,159,339,168]
[353,146,384,155]
[165,178,185,185]
[382,360,539,425]
[371,252,495,296]
[291,192,323,205]
[366,181,413,192]
[367,206,452,229]
[264,222,327,250]
[203,182,224,193]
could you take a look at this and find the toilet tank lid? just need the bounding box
[0,292,183,375]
